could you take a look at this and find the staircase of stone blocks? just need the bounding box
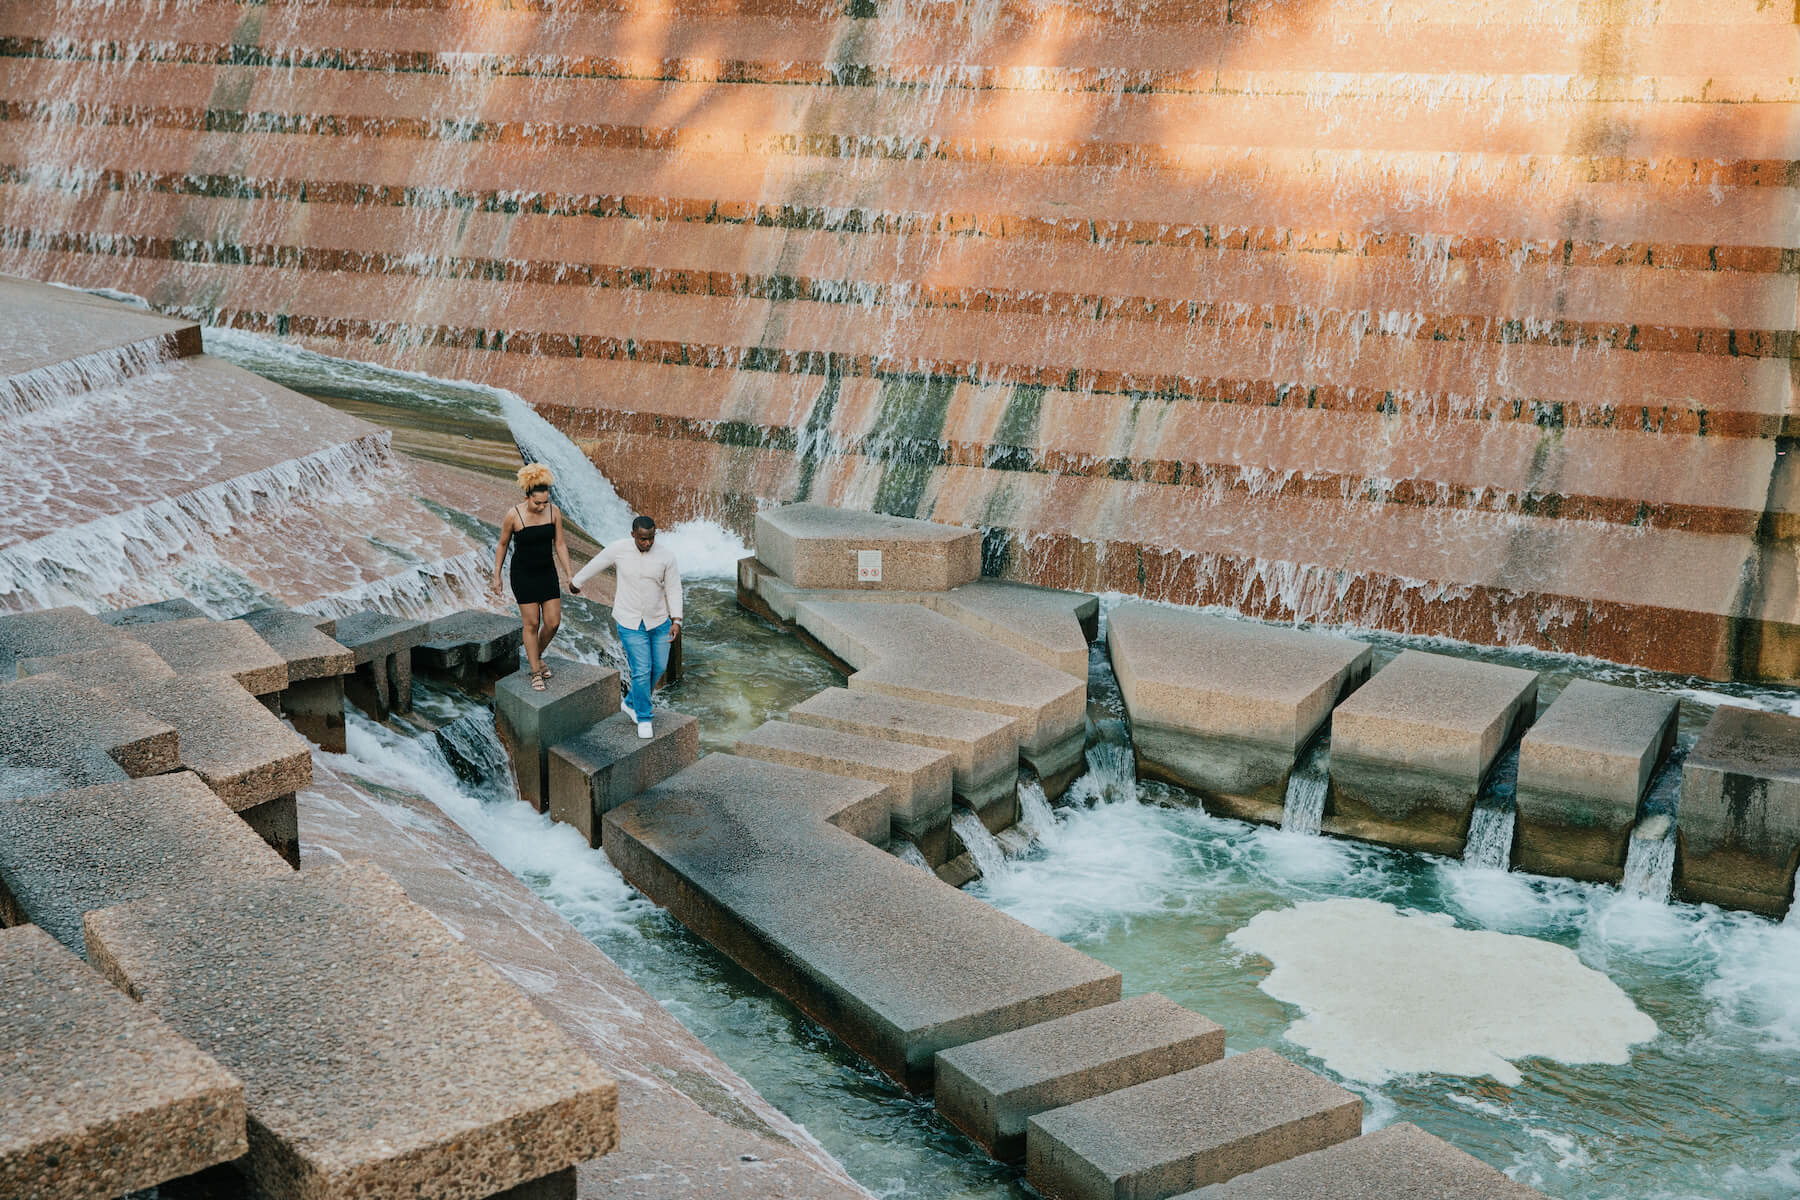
[2,0,1796,679]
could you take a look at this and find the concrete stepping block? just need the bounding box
[496,656,621,813]
[1328,651,1539,857]
[82,862,619,1200]
[0,673,176,800]
[1,925,246,1200]
[932,580,1097,678]
[1175,1122,1549,1199]
[935,993,1225,1162]
[0,771,292,956]
[1677,705,1800,916]
[1107,606,1371,824]
[330,609,431,719]
[235,608,356,752]
[122,617,289,696]
[0,605,127,678]
[416,608,526,685]
[547,710,699,847]
[796,600,1086,800]
[97,596,209,626]
[787,686,1020,822]
[756,503,981,591]
[604,754,1120,1091]
[1025,1049,1361,1200]
[1515,681,1679,883]
[735,718,956,864]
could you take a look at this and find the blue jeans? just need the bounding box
[617,618,671,722]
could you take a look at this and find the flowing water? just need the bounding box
[1279,732,1331,836]
[1463,746,1522,870]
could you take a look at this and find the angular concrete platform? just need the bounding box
[121,617,288,697]
[1328,651,1539,857]
[1515,681,1678,883]
[331,609,430,719]
[1,924,245,1200]
[1677,705,1800,916]
[235,607,356,752]
[756,504,981,593]
[785,686,1020,820]
[416,608,526,687]
[1177,1122,1547,1199]
[935,993,1225,1162]
[735,718,957,863]
[83,862,619,1200]
[0,605,128,678]
[1025,1049,1361,1200]
[496,657,621,813]
[0,771,292,956]
[0,673,176,799]
[796,600,1086,800]
[1108,606,1371,824]
[604,754,1121,1091]
[547,709,699,847]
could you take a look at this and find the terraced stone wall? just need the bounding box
[4,0,1798,679]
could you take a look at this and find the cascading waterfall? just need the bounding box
[0,333,177,419]
[1279,731,1331,836]
[1620,746,1687,903]
[893,840,932,872]
[1016,780,1057,841]
[297,549,494,623]
[950,809,1008,879]
[431,711,515,798]
[1462,745,1521,870]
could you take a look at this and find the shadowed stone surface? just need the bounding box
[417,609,527,681]
[604,754,1121,1091]
[1677,705,1800,916]
[0,673,176,799]
[757,504,981,592]
[1328,651,1539,857]
[0,605,127,679]
[497,658,622,813]
[1,924,246,1200]
[1025,1049,1361,1200]
[1108,606,1371,824]
[734,719,955,861]
[83,862,619,1200]
[935,993,1225,1163]
[1178,1122,1548,1199]
[121,617,289,696]
[1515,681,1678,883]
[234,608,355,682]
[0,771,291,956]
[787,686,1019,821]
[796,600,1086,795]
[98,597,208,626]
[547,710,699,847]
[297,762,876,1199]
[331,610,430,719]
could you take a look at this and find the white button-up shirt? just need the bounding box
[573,539,683,630]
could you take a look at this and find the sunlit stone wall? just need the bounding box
[2,0,1796,679]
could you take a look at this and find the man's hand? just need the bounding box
[670,619,683,642]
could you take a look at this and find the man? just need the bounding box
[572,515,682,738]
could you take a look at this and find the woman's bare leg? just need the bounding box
[538,598,563,657]
[519,601,544,674]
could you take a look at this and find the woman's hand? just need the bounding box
[490,574,504,598]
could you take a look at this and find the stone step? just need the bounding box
[1677,706,1800,917]
[1176,1122,1548,1199]
[414,608,526,687]
[82,861,619,1199]
[795,600,1088,797]
[1514,681,1679,884]
[0,770,292,955]
[785,685,1019,820]
[234,607,356,752]
[1025,1049,1362,1200]
[1108,605,1371,824]
[0,924,246,1199]
[756,502,980,592]
[121,616,289,697]
[0,672,176,799]
[547,709,699,847]
[331,608,431,720]
[603,753,1121,1090]
[734,718,956,863]
[98,596,209,626]
[0,604,129,678]
[1328,651,1540,858]
[495,656,622,813]
[0,272,199,420]
[934,993,1225,1162]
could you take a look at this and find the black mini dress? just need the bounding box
[509,509,561,605]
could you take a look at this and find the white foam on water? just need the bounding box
[656,519,751,579]
[1228,897,1657,1086]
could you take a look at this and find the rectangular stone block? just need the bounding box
[1,925,246,1200]
[1676,705,1800,916]
[0,606,128,679]
[496,657,621,812]
[122,618,289,697]
[416,609,526,688]
[234,607,355,681]
[0,674,177,799]
[0,771,291,956]
[547,710,699,847]
[756,503,981,591]
[82,862,619,1200]
[1107,605,1371,824]
[935,993,1225,1162]
[329,610,432,666]
[1515,681,1678,883]
[1176,1122,1548,1198]
[1328,651,1539,857]
[1025,1049,1361,1200]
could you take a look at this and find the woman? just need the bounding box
[492,463,578,691]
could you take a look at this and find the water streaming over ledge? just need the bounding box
[1279,732,1331,836]
[1463,746,1522,871]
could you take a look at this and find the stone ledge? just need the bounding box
[0,673,177,799]
[235,607,356,681]
[755,503,981,592]
[121,617,289,696]
[1677,705,1800,916]
[0,605,129,680]
[546,709,699,847]
[1176,1122,1548,1199]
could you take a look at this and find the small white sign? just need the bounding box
[856,549,883,583]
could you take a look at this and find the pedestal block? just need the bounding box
[236,608,356,753]
[756,503,980,591]
[121,618,288,697]
[496,658,621,812]
[416,610,527,690]
[1676,705,1800,916]
[547,710,699,847]
[331,610,431,719]
[1515,681,1678,883]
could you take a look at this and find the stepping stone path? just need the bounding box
[496,656,621,813]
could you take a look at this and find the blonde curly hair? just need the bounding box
[516,463,554,493]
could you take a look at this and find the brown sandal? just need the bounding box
[528,669,548,691]
[540,664,553,679]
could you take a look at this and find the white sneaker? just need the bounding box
[636,720,653,739]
